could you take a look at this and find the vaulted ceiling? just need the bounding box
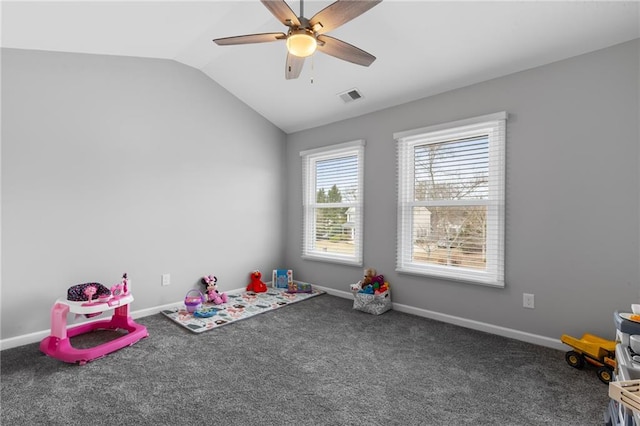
[2,1,638,133]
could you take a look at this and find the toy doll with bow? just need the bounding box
[201,274,228,305]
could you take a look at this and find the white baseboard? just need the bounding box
[0,287,250,351]
[312,284,566,351]
[0,300,183,351]
[1,286,565,352]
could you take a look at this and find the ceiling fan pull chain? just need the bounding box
[310,54,314,84]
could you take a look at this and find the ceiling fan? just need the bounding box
[212,0,382,80]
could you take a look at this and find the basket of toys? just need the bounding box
[184,289,204,313]
[350,268,392,315]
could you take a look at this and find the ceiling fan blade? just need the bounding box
[316,35,376,66]
[309,0,382,34]
[213,32,287,46]
[285,52,305,80]
[261,0,301,28]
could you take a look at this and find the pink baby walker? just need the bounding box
[39,273,148,365]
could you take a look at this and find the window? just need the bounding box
[395,112,506,287]
[301,140,364,265]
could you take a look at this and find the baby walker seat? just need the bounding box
[39,274,148,365]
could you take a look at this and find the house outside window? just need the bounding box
[395,112,506,287]
[301,140,364,266]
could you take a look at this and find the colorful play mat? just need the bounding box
[161,288,325,333]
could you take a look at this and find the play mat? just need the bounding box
[161,288,325,333]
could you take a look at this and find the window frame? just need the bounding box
[300,140,365,266]
[395,112,506,287]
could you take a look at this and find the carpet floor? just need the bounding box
[1,294,610,425]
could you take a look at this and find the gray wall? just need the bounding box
[2,40,638,346]
[1,48,286,339]
[284,39,640,341]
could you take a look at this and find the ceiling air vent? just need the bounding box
[338,88,363,104]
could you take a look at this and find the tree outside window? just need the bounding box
[396,113,506,286]
[301,140,364,266]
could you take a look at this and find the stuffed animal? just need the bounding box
[359,284,374,294]
[201,274,228,305]
[352,268,372,292]
[375,282,389,296]
[357,267,386,294]
[358,267,372,289]
[359,268,380,289]
[370,274,385,290]
[246,270,267,293]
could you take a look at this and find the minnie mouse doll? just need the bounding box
[201,274,228,305]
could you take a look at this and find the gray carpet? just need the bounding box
[1,294,609,425]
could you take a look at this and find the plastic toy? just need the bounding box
[561,333,617,383]
[246,270,267,293]
[111,272,129,297]
[184,289,204,313]
[39,273,148,365]
[286,281,312,294]
[201,274,228,305]
[67,282,112,307]
[193,306,219,318]
[66,282,111,318]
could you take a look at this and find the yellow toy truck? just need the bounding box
[561,333,617,384]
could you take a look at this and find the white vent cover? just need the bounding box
[338,88,363,104]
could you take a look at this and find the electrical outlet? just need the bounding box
[162,274,171,286]
[523,293,535,309]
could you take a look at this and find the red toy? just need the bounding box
[246,270,268,293]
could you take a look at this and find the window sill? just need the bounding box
[302,254,362,267]
[396,265,504,288]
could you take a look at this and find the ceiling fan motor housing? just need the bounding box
[286,28,317,57]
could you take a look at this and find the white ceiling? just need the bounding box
[2,1,639,134]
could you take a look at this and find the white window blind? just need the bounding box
[395,112,506,287]
[301,140,364,266]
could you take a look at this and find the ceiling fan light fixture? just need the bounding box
[286,29,317,57]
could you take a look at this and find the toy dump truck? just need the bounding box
[561,333,617,384]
